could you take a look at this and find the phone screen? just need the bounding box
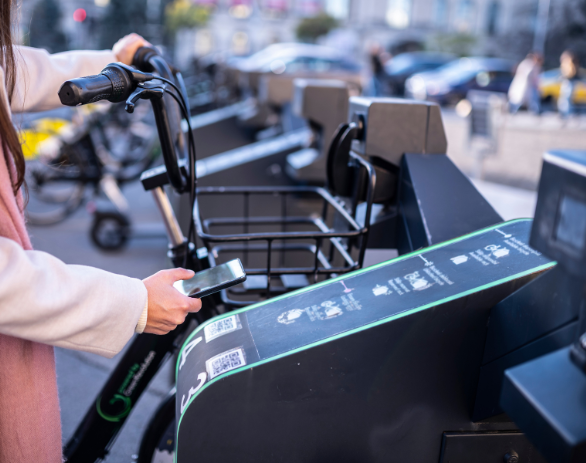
[173,259,245,298]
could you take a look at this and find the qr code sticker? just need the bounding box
[204,315,242,342]
[206,347,246,379]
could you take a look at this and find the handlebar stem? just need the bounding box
[150,186,185,247]
[130,85,187,193]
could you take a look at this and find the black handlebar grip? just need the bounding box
[132,46,160,73]
[58,65,133,106]
[58,74,111,106]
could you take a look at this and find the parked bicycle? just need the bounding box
[58,47,384,463]
[23,100,160,250]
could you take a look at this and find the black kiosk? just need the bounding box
[173,99,567,463]
[176,219,553,462]
[500,150,586,463]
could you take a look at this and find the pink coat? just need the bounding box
[0,47,148,462]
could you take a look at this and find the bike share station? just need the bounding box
[58,48,585,463]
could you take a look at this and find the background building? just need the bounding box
[17,0,586,70]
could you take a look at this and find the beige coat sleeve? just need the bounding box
[0,237,147,358]
[11,46,117,113]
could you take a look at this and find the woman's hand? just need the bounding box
[142,268,202,335]
[112,33,152,66]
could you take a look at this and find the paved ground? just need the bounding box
[472,179,537,220]
[444,110,586,190]
[26,109,551,462]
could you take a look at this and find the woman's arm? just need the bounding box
[12,46,116,113]
[11,34,150,113]
[0,236,146,357]
[0,237,202,356]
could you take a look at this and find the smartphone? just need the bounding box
[173,259,246,298]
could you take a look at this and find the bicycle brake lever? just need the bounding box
[125,85,164,113]
[115,62,155,84]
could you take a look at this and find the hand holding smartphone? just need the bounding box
[173,259,246,298]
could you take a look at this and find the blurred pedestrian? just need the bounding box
[508,52,543,114]
[558,50,580,118]
[367,43,391,97]
[0,5,203,461]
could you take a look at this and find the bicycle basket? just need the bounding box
[195,152,380,308]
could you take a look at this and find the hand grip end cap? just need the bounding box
[58,81,80,106]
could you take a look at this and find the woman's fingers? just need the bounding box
[185,297,202,313]
[169,268,195,283]
[112,33,152,65]
[142,269,202,335]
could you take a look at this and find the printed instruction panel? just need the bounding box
[246,220,551,359]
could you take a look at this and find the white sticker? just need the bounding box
[206,347,246,380]
[321,301,344,319]
[204,315,242,342]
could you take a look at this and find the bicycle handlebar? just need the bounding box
[59,66,131,106]
[58,47,190,194]
[134,49,189,193]
[58,62,155,107]
[132,46,161,73]
[58,46,161,107]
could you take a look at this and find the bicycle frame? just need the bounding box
[63,188,216,463]
[63,55,206,463]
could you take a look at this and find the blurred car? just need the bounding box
[228,43,362,75]
[223,43,364,129]
[383,52,455,95]
[405,57,515,105]
[540,67,586,104]
[230,42,364,108]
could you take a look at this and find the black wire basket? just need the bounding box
[195,152,378,308]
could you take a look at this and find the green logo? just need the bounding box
[96,394,132,422]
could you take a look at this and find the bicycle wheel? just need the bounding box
[90,211,130,251]
[104,101,159,166]
[25,137,95,226]
[137,391,175,463]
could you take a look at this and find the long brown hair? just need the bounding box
[0,0,25,195]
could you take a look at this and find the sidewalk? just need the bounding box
[471,179,537,220]
[443,110,586,190]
